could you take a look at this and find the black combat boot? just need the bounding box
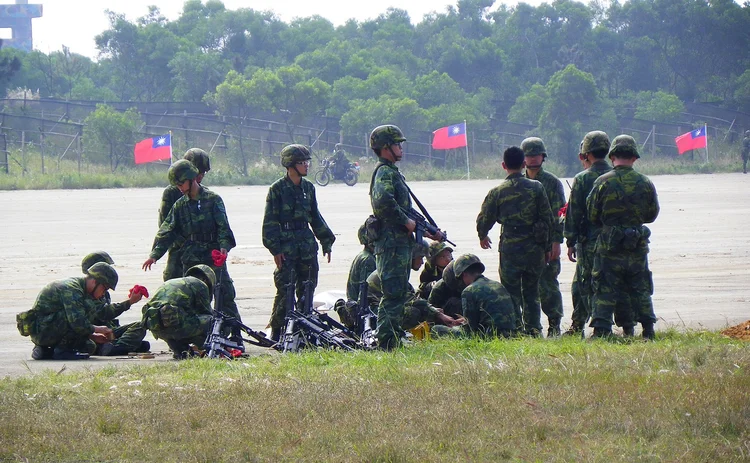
[270,327,281,343]
[562,324,582,337]
[641,323,655,340]
[31,345,53,360]
[622,325,635,337]
[52,347,90,360]
[136,341,151,352]
[547,319,561,338]
[591,327,612,339]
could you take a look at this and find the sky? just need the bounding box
[27,0,536,60]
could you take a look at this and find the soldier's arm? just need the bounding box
[261,186,283,256]
[371,168,409,226]
[428,281,450,308]
[158,187,176,226]
[213,196,236,252]
[643,181,660,224]
[586,180,604,226]
[308,185,336,253]
[476,190,498,240]
[461,291,477,331]
[550,179,566,243]
[563,179,581,246]
[150,207,179,261]
[92,299,132,323]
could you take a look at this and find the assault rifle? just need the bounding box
[357,281,377,350]
[403,207,456,247]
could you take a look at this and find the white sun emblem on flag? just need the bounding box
[693,129,701,136]
[451,126,460,134]
[156,136,167,146]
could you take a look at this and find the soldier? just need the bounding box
[16,262,117,360]
[141,265,215,359]
[476,146,554,337]
[454,254,517,338]
[143,159,241,325]
[263,144,335,342]
[562,132,615,336]
[742,130,749,174]
[80,252,149,356]
[587,135,660,339]
[156,148,212,282]
[335,222,376,330]
[427,260,464,319]
[369,124,443,349]
[417,241,454,301]
[522,137,566,336]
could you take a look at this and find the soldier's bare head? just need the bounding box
[503,146,525,171]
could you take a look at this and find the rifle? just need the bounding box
[403,207,456,247]
[357,281,377,349]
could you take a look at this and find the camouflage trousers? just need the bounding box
[375,245,411,350]
[269,257,319,331]
[162,246,184,281]
[182,259,239,322]
[500,246,545,334]
[111,322,147,352]
[589,249,657,330]
[30,312,95,352]
[539,257,563,325]
[440,297,463,319]
[335,296,433,334]
[569,242,594,329]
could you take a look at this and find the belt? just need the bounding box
[188,233,217,242]
[282,220,308,231]
[501,224,534,235]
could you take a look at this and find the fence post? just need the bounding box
[40,122,45,175]
[20,130,25,176]
[651,125,656,158]
[77,125,83,174]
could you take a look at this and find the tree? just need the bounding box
[83,104,143,171]
[634,91,685,122]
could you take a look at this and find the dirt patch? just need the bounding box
[722,320,750,340]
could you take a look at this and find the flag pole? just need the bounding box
[169,130,173,165]
[464,119,470,180]
[704,124,709,164]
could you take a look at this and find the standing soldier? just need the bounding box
[522,137,565,336]
[742,130,750,174]
[562,131,614,336]
[477,146,554,337]
[369,124,443,349]
[143,159,241,324]
[156,148,212,281]
[263,144,335,342]
[587,135,659,339]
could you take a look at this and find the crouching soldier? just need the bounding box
[141,265,216,359]
[16,262,118,360]
[427,260,464,319]
[335,222,376,330]
[417,241,454,300]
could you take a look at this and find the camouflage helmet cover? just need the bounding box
[453,253,485,278]
[581,131,611,154]
[168,159,199,186]
[81,251,114,274]
[609,134,640,159]
[520,137,546,157]
[441,260,460,291]
[280,144,312,168]
[357,223,370,246]
[183,148,211,173]
[428,241,453,264]
[87,262,119,290]
[412,239,430,259]
[370,125,406,150]
[185,264,217,294]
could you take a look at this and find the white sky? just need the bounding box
[28,0,536,60]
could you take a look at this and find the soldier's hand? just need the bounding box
[480,236,492,249]
[93,325,113,340]
[89,333,110,344]
[545,251,552,264]
[128,292,144,305]
[142,258,156,271]
[406,219,416,233]
[324,251,331,263]
[567,246,577,263]
[550,242,561,261]
[273,253,285,269]
[426,229,445,242]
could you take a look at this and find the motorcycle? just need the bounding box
[314,158,360,187]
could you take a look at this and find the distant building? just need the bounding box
[0,1,43,52]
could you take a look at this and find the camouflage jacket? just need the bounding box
[419,262,442,284]
[587,165,659,237]
[141,276,212,336]
[743,137,750,156]
[346,248,376,301]
[150,186,236,265]
[156,185,188,251]
[366,270,439,317]
[526,167,565,243]
[262,175,335,260]
[476,172,554,249]
[563,160,612,247]
[22,277,97,337]
[86,291,131,328]
[462,275,516,335]
[370,159,412,250]
[428,278,463,309]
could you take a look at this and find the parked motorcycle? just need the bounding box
[314,158,360,186]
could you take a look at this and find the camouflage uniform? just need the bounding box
[141,276,213,355]
[476,172,554,335]
[587,136,660,334]
[366,270,440,330]
[156,186,187,281]
[564,159,613,330]
[427,260,463,318]
[149,185,240,321]
[263,175,335,332]
[461,275,517,337]
[86,294,146,353]
[742,132,749,174]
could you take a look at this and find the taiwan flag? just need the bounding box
[675,126,707,155]
[432,122,468,150]
[134,134,172,164]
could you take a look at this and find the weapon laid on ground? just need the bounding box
[357,281,377,350]
[403,207,456,247]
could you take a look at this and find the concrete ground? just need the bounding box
[1,172,748,377]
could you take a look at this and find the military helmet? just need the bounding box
[81,251,114,274]
[87,262,118,290]
[357,223,370,246]
[428,241,453,264]
[168,159,199,186]
[370,125,406,150]
[183,148,211,173]
[520,137,546,157]
[745,130,750,136]
[441,260,460,291]
[280,144,312,168]
[453,253,485,278]
[609,134,640,159]
[412,239,430,259]
[581,131,611,154]
[185,264,217,294]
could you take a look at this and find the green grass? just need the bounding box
[1,331,748,462]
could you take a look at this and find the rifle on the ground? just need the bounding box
[357,281,377,350]
[403,207,456,247]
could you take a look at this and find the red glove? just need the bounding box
[128,285,149,298]
[558,203,568,218]
[212,249,227,267]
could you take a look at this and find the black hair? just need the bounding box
[591,147,609,159]
[503,146,525,170]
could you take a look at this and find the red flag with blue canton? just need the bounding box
[432,122,467,150]
[674,126,707,155]
[134,134,172,164]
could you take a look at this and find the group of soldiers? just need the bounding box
[16,123,660,360]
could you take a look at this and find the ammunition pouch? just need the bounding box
[365,214,381,242]
[533,221,549,245]
[143,304,184,331]
[601,225,648,251]
[16,311,35,337]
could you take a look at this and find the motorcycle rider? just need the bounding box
[329,144,350,179]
